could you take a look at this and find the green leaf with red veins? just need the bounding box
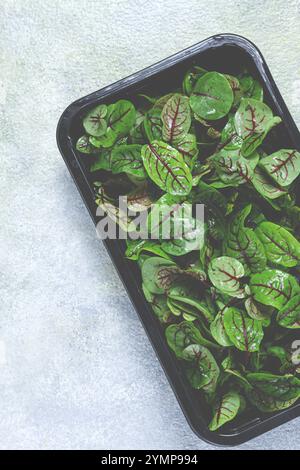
[224,204,267,275]
[83,104,107,137]
[141,256,181,295]
[247,80,264,101]
[161,94,191,144]
[255,221,300,268]
[208,256,245,297]
[149,201,204,256]
[259,149,300,187]
[240,74,263,100]
[191,181,227,233]
[150,295,172,324]
[96,198,136,233]
[92,100,136,148]
[175,133,199,167]
[130,110,145,144]
[239,74,254,94]
[76,135,98,154]
[235,99,273,138]
[183,66,207,95]
[146,193,185,239]
[212,148,255,186]
[143,107,163,142]
[234,98,281,156]
[168,282,214,323]
[241,117,281,157]
[244,297,271,327]
[225,75,242,107]
[90,149,112,172]
[209,391,241,431]
[141,141,193,196]
[190,72,233,121]
[125,239,171,261]
[277,294,300,329]
[223,308,264,352]
[246,387,299,412]
[182,344,220,393]
[252,166,288,199]
[161,213,205,256]
[110,144,146,178]
[246,372,300,401]
[153,93,175,110]
[124,185,153,212]
[250,269,300,310]
[210,309,233,347]
[107,100,136,135]
[165,321,211,358]
[220,117,243,150]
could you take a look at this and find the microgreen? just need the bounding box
[75,65,300,431]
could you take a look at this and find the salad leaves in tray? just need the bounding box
[75,66,300,431]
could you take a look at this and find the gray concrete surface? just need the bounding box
[0,0,299,450]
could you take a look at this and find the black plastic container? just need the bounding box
[57,34,300,446]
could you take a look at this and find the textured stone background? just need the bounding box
[0,0,299,450]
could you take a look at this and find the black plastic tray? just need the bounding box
[56,34,300,446]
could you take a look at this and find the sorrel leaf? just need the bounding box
[208,256,245,296]
[212,148,255,186]
[246,372,300,401]
[83,104,107,137]
[150,295,171,324]
[190,72,234,120]
[141,256,180,294]
[234,98,273,138]
[259,149,300,187]
[125,239,171,261]
[146,193,185,239]
[250,269,300,309]
[141,141,193,195]
[223,308,264,352]
[96,198,136,233]
[125,185,153,212]
[239,74,263,101]
[182,344,220,393]
[143,107,163,142]
[277,293,300,329]
[220,117,243,150]
[210,309,233,347]
[225,75,242,107]
[176,133,198,167]
[90,149,111,172]
[209,391,241,431]
[247,388,299,412]
[168,282,214,323]
[93,100,136,147]
[160,204,205,256]
[224,204,267,274]
[241,117,281,157]
[183,66,207,96]
[107,100,136,136]
[234,98,281,156]
[165,322,210,358]
[76,135,98,154]
[110,144,146,178]
[255,221,300,267]
[161,94,191,144]
[153,93,175,110]
[252,166,288,200]
[130,110,145,144]
[244,297,272,326]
